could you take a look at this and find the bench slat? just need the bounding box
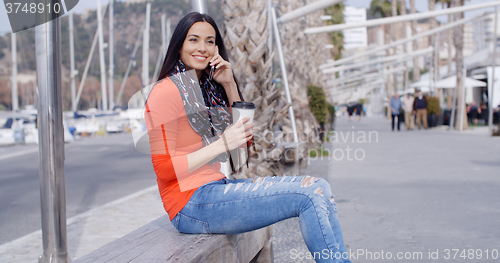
[74,215,273,263]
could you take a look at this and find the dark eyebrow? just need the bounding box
[187,34,215,39]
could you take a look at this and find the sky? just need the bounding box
[0,0,497,35]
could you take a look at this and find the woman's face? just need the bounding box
[179,22,216,71]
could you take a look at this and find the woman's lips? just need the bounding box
[192,55,207,62]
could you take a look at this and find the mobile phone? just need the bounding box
[209,65,215,81]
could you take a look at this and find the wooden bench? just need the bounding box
[74,215,274,263]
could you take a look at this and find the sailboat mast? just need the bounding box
[142,2,151,88]
[96,0,108,111]
[109,0,115,110]
[69,12,77,112]
[11,32,18,111]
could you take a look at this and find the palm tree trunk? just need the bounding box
[222,0,283,177]
[447,1,454,109]
[429,0,436,95]
[410,0,420,82]
[400,0,410,91]
[391,0,398,94]
[452,0,468,130]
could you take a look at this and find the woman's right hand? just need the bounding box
[221,117,254,151]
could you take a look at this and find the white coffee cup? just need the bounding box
[231,101,256,124]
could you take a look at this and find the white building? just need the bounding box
[343,6,368,50]
[473,11,500,53]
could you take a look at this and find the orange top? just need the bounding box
[145,77,225,221]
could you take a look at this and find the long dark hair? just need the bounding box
[157,12,248,174]
[157,12,242,99]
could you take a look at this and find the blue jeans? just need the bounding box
[172,175,352,263]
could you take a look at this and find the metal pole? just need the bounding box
[109,0,115,110]
[96,0,108,111]
[191,0,208,14]
[12,32,18,111]
[459,66,466,131]
[69,12,77,112]
[271,8,299,144]
[327,54,427,86]
[142,2,151,87]
[320,13,486,69]
[305,1,500,34]
[489,6,498,131]
[329,66,406,91]
[323,47,433,74]
[35,16,70,263]
[277,0,343,24]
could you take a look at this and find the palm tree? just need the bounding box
[452,0,468,130]
[410,0,420,82]
[370,0,395,116]
[400,0,410,90]
[369,0,393,53]
[437,0,455,108]
[222,0,284,177]
[391,0,399,94]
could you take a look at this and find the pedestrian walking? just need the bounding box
[390,92,402,131]
[401,93,415,130]
[413,90,428,129]
[347,102,355,122]
[356,103,363,122]
[145,12,351,263]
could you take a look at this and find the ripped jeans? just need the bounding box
[172,175,352,263]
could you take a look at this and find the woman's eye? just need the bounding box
[207,41,215,44]
[189,38,197,42]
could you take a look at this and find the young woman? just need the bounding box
[145,12,351,263]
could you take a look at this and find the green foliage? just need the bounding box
[325,3,344,60]
[369,0,399,18]
[359,98,368,105]
[307,84,328,124]
[427,96,440,115]
[327,103,336,117]
[309,146,330,157]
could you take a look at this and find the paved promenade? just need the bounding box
[272,116,500,262]
[1,116,499,262]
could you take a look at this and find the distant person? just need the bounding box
[413,90,428,129]
[356,103,363,122]
[347,102,355,122]
[467,101,480,124]
[401,93,415,130]
[479,102,488,124]
[390,92,402,131]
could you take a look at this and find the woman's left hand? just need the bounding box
[209,46,234,86]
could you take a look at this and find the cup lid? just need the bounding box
[231,101,256,109]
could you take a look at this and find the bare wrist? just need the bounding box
[217,137,228,155]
